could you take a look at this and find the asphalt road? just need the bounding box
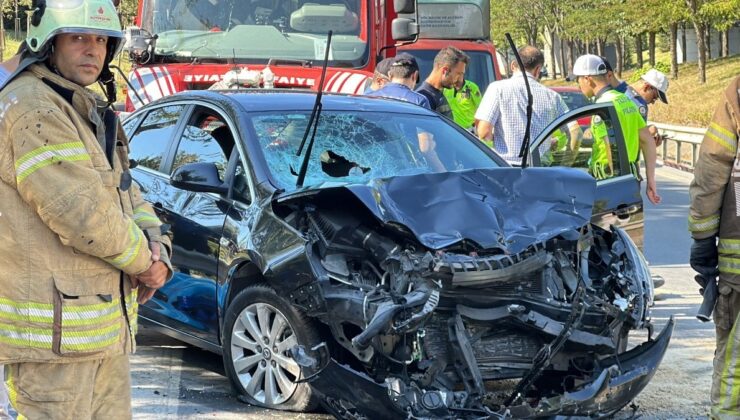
[131,164,713,419]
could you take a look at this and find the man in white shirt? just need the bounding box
[475,45,569,164]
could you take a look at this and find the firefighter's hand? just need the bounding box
[150,241,161,262]
[137,261,168,289]
[137,286,156,304]
[690,237,719,277]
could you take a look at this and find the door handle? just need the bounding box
[613,205,640,219]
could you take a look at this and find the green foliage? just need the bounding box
[119,0,139,27]
[701,0,740,31]
[627,61,671,82]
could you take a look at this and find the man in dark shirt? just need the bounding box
[415,46,468,119]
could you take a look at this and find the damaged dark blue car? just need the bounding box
[123,90,673,419]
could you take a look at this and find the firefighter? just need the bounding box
[688,76,740,420]
[0,0,172,417]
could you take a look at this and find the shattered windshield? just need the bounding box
[250,110,501,191]
[140,0,369,67]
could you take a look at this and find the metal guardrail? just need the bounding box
[651,122,706,171]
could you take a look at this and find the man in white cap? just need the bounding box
[625,69,669,146]
[568,54,661,204]
[626,68,669,121]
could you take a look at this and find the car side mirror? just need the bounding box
[171,162,228,194]
[392,18,419,42]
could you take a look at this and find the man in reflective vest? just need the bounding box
[0,0,172,417]
[569,54,661,204]
[444,78,482,132]
[688,76,740,419]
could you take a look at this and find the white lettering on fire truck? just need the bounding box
[182,74,315,86]
[276,76,315,86]
[183,74,223,83]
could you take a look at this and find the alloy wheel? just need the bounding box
[229,302,301,405]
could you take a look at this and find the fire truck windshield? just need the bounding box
[139,0,368,67]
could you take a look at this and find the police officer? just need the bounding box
[0,0,172,417]
[569,54,661,204]
[443,78,482,131]
[688,76,740,419]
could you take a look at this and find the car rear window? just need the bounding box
[558,91,590,110]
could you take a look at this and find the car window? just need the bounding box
[129,105,186,172]
[558,90,590,110]
[232,159,251,203]
[171,106,233,181]
[251,111,500,191]
[535,108,626,180]
[121,114,142,137]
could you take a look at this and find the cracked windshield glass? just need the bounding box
[141,0,369,66]
[251,111,501,191]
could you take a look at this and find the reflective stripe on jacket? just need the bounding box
[0,64,169,363]
[689,76,740,241]
[689,77,740,284]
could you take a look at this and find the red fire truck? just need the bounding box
[122,0,500,111]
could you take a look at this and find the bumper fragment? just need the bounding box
[304,316,674,419]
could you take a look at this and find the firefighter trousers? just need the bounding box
[712,282,740,419]
[4,354,131,420]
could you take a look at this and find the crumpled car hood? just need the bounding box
[279,167,597,254]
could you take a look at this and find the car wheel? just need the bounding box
[222,285,320,411]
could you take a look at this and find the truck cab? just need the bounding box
[397,0,500,89]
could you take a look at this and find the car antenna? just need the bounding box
[294,30,333,188]
[506,33,534,168]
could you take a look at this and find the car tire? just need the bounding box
[222,285,320,412]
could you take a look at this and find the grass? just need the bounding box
[644,55,739,127]
[543,53,740,128]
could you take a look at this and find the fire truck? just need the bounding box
[122,0,500,111]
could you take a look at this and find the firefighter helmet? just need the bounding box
[26,0,124,63]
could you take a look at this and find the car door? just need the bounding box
[528,103,644,250]
[129,103,235,347]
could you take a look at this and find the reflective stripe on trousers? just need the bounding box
[715,308,740,418]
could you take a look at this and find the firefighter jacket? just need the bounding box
[0,64,171,363]
[689,76,740,283]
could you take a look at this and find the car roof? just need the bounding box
[549,85,581,93]
[149,89,439,116]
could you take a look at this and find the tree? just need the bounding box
[651,0,690,79]
[490,0,542,72]
[529,0,578,79]
[562,0,613,57]
[685,0,709,83]
[119,0,139,27]
[702,0,740,57]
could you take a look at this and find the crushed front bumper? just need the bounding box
[303,316,675,419]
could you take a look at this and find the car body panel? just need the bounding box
[278,167,597,253]
[529,102,644,250]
